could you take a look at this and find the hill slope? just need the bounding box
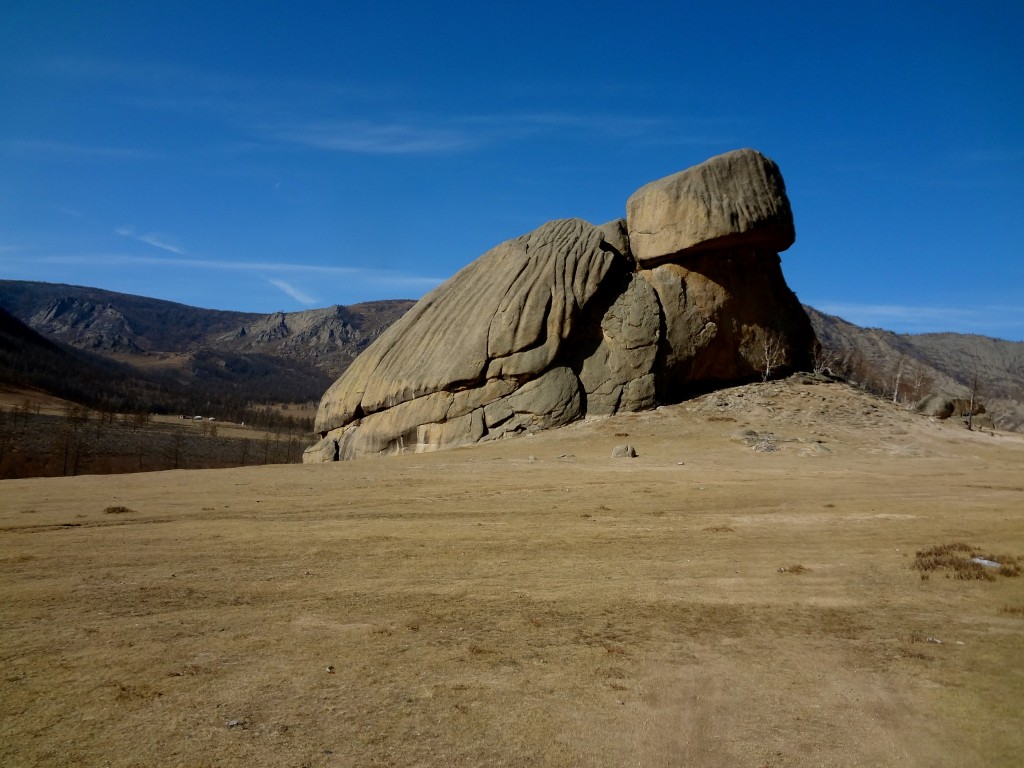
[806,306,1024,431]
[0,304,166,411]
[0,280,414,378]
[0,280,415,409]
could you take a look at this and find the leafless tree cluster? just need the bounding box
[809,341,935,408]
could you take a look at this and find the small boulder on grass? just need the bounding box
[611,444,637,458]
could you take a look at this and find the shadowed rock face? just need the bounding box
[306,148,815,462]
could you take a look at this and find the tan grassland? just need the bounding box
[0,385,77,418]
[2,377,1023,767]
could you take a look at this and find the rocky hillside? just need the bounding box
[806,306,1024,432]
[0,280,414,378]
[0,280,415,407]
[0,304,203,414]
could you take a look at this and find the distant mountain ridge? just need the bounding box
[2,280,1021,432]
[0,280,416,382]
[0,280,415,416]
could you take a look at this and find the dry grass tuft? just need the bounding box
[1000,605,1024,616]
[779,564,809,574]
[996,561,1022,578]
[913,543,1021,581]
[103,505,136,515]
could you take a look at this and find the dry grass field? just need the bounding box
[2,376,1022,767]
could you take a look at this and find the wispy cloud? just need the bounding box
[53,205,88,219]
[115,227,187,255]
[34,56,736,157]
[816,302,1024,337]
[268,278,317,305]
[271,120,479,154]
[267,113,733,155]
[25,252,445,291]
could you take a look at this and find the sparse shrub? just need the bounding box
[779,564,809,574]
[103,505,135,515]
[913,543,1020,581]
[998,562,1021,578]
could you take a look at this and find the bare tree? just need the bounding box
[891,355,906,404]
[285,436,298,463]
[967,372,981,431]
[165,431,184,469]
[0,407,11,468]
[906,360,934,405]
[811,340,838,376]
[760,331,787,382]
[127,411,150,432]
[16,399,33,428]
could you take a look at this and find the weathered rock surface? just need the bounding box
[306,149,815,462]
[917,394,992,427]
[626,148,794,267]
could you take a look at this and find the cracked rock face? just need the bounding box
[305,148,815,462]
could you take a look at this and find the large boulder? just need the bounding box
[306,149,814,462]
[625,148,794,267]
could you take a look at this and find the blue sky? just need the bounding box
[1,1,1022,340]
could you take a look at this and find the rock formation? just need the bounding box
[305,148,815,462]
